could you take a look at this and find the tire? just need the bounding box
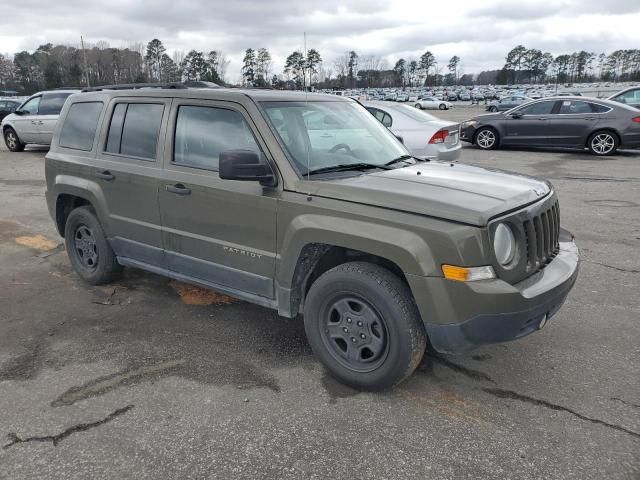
[64,206,121,285]
[587,130,618,156]
[303,262,426,390]
[489,106,498,113]
[415,103,422,109]
[439,104,447,110]
[4,127,25,152]
[475,127,499,150]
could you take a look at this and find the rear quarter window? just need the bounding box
[59,102,104,151]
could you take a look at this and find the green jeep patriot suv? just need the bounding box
[45,87,579,390]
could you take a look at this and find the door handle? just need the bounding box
[165,183,191,196]
[538,117,549,120]
[584,117,597,121]
[38,121,44,125]
[95,170,115,181]
[31,120,38,125]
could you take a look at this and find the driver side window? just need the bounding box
[19,96,41,115]
[516,101,555,115]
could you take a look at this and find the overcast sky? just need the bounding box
[1,0,639,82]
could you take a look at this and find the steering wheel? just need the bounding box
[328,143,353,155]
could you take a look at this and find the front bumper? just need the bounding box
[459,125,477,143]
[407,231,579,353]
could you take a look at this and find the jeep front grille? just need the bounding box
[522,201,560,272]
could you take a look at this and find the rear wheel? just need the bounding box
[415,103,422,109]
[489,106,498,112]
[475,127,499,150]
[64,206,121,285]
[588,131,618,156]
[4,127,25,152]
[303,262,426,390]
[439,103,447,110]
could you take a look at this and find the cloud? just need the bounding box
[1,0,639,82]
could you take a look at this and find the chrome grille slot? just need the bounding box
[522,201,560,272]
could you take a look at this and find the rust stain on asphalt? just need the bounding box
[15,234,57,251]
[399,386,483,424]
[169,281,237,306]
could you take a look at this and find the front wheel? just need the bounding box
[475,127,499,150]
[303,262,426,390]
[415,103,422,109]
[588,131,618,156]
[439,103,447,110]
[4,127,25,152]
[489,106,498,112]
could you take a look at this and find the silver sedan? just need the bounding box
[363,101,461,161]
[414,96,452,110]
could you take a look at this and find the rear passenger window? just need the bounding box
[105,103,164,160]
[173,106,260,171]
[59,102,103,151]
[558,101,591,114]
[590,103,611,113]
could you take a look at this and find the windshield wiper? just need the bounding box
[384,155,420,167]
[307,163,392,176]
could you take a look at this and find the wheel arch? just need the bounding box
[52,178,109,237]
[275,216,439,318]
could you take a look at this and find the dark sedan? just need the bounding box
[461,97,640,156]
[0,99,20,121]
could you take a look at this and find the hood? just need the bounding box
[298,162,551,226]
[475,112,504,121]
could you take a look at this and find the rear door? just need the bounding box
[158,99,278,298]
[503,100,556,146]
[547,100,600,147]
[37,92,74,144]
[95,98,171,268]
[12,95,41,143]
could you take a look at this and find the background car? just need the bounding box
[608,86,640,109]
[460,97,640,156]
[1,89,79,151]
[395,92,410,102]
[0,99,21,121]
[363,101,461,161]
[486,96,532,112]
[414,96,451,110]
[458,92,471,101]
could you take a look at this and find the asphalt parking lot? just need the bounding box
[1,105,639,479]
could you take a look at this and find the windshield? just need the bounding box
[261,101,408,176]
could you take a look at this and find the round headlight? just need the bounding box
[494,223,516,265]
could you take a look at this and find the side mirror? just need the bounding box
[219,150,277,187]
[394,134,404,144]
[13,109,25,116]
[511,111,523,119]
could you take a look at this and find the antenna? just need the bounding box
[304,31,311,189]
[80,35,90,88]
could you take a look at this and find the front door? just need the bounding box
[12,95,41,144]
[159,100,278,299]
[94,98,171,268]
[503,100,557,146]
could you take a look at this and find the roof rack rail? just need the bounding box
[54,86,83,90]
[81,82,189,92]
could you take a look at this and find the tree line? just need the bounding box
[1,39,639,95]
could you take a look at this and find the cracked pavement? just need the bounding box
[0,106,639,479]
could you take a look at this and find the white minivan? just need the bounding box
[2,89,78,151]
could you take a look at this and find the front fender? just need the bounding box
[277,213,438,288]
